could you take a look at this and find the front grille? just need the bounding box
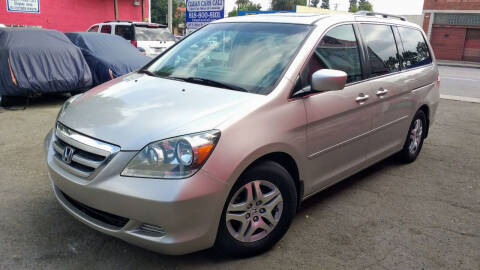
[52,122,119,179]
[61,191,129,229]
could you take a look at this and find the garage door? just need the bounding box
[430,27,466,61]
[463,29,480,62]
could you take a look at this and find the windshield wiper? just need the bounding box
[138,69,158,77]
[168,76,248,92]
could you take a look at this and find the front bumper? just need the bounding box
[44,130,228,255]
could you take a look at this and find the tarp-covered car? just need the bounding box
[0,28,93,98]
[66,32,151,86]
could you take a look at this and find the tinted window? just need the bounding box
[398,27,432,68]
[296,24,362,92]
[115,25,133,40]
[147,23,312,95]
[100,25,112,34]
[134,26,175,41]
[88,25,99,32]
[359,24,400,77]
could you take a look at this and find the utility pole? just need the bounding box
[114,0,118,20]
[168,0,173,32]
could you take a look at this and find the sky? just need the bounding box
[224,0,424,15]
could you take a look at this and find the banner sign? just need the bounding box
[7,0,40,13]
[186,0,224,34]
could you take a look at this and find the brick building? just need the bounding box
[0,0,151,32]
[423,0,480,62]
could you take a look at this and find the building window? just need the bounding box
[434,13,480,26]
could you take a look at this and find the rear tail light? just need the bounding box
[130,40,138,47]
[436,74,440,88]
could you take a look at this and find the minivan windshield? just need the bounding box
[135,26,175,41]
[145,23,312,95]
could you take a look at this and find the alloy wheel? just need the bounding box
[225,180,283,243]
[409,119,423,155]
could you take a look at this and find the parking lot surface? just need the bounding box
[0,97,479,270]
[439,66,480,99]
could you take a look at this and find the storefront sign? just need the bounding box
[186,0,224,34]
[7,0,40,13]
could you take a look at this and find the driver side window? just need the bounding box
[295,24,362,92]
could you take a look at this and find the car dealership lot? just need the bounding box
[0,97,479,270]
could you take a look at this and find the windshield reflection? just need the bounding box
[146,23,312,94]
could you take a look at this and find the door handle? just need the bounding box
[376,88,389,97]
[355,94,369,103]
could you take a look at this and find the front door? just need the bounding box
[300,24,374,193]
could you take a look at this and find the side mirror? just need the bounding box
[311,69,347,92]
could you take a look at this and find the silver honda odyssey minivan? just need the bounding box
[45,12,439,256]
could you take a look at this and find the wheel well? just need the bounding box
[247,152,303,208]
[419,105,430,138]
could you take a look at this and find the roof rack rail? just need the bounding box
[355,11,406,21]
[103,20,133,23]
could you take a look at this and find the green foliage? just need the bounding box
[151,0,168,24]
[348,0,373,12]
[358,0,373,11]
[228,0,261,17]
[320,0,329,9]
[271,0,307,11]
[311,0,319,8]
[228,9,239,17]
[348,0,358,12]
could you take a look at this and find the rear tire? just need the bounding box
[397,110,427,163]
[215,161,297,257]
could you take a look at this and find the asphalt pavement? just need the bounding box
[439,66,480,100]
[0,96,479,270]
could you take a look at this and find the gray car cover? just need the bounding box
[65,32,151,86]
[0,28,92,96]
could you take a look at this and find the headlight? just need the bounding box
[121,130,220,179]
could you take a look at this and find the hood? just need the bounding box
[58,73,265,150]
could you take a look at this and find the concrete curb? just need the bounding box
[437,61,480,69]
[440,94,480,103]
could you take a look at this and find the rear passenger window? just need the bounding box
[88,25,99,32]
[359,24,400,77]
[100,25,112,34]
[115,25,133,40]
[397,27,432,68]
[295,24,362,92]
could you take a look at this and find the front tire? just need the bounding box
[397,110,427,163]
[215,161,297,257]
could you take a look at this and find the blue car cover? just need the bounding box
[65,32,151,86]
[0,28,92,97]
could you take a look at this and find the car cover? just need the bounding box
[0,28,92,96]
[65,32,151,86]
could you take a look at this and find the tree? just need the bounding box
[358,0,373,11]
[271,0,306,10]
[228,0,262,17]
[320,0,329,9]
[151,0,184,25]
[311,0,319,8]
[348,0,358,12]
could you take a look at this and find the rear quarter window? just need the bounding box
[88,25,99,32]
[397,27,432,69]
[115,25,133,40]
